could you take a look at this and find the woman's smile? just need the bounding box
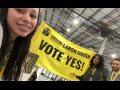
[17,23,30,32]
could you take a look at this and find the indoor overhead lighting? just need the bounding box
[111,54,117,58]
[67,28,70,32]
[73,19,79,24]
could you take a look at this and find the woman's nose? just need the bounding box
[22,14,31,23]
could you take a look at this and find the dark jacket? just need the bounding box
[76,66,108,81]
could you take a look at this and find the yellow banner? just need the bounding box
[30,21,95,81]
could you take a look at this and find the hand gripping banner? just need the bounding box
[30,21,95,81]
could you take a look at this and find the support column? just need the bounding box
[99,37,107,55]
[41,8,45,21]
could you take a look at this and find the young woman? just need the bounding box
[70,54,108,81]
[0,8,41,81]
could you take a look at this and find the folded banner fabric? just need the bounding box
[30,21,95,81]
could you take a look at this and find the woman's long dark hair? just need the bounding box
[90,54,104,69]
[0,8,41,81]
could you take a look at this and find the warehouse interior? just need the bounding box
[39,8,120,68]
[0,8,120,81]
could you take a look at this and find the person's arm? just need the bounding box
[76,75,84,81]
[70,67,90,81]
[70,72,83,81]
[103,68,108,81]
[98,68,108,81]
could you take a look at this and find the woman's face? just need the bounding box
[93,56,100,66]
[7,8,39,38]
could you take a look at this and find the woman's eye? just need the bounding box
[16,9,23,13]
[30,15,36,19]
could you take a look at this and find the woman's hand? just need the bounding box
[70,72,77,77]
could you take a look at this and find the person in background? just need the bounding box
[70,54,108,81]
[107,58,120,81]
[0,8,40,81]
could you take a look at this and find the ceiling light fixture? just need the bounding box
[73,19,79,24]
[67,28,70,32]
[111,54,117,58]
